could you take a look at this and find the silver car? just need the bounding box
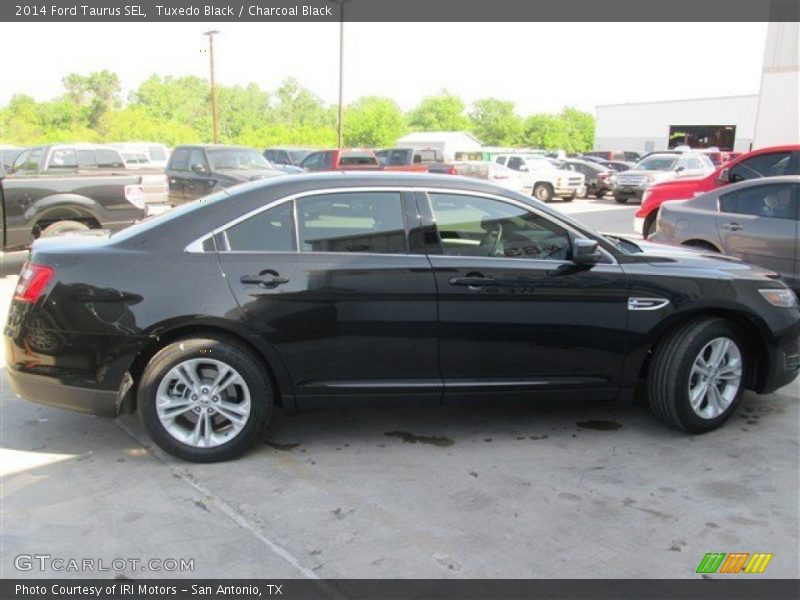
[613,152,715,204]
[651,176,799,290]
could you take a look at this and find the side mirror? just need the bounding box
[675,166,685,173]
[191,163,207,174]
[518,164,529,172]
[716,167,730,184]
[572,239,602,265]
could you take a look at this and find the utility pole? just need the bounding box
[203,30,220,144]
[328,0,349,148]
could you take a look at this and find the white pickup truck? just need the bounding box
[494,154,585,202]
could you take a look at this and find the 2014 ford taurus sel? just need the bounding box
[5,173,799,462]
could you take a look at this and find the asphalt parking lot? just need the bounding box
[1,197,798,579]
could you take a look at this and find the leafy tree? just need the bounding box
[559,107,595,153]
[343,96,405,147]
[99,107,201,146]
[272,78,333,129]
[407,91,470,132]
[469,98,523,146]
[62,70,121,127]
[521,114,567,150]
[216,83,271,142]
[131,75,211,139]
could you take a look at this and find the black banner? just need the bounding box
[3,579,800,600]
[1,0,799,22]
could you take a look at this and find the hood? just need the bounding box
[619,237,780,279]
[213,168,285,183]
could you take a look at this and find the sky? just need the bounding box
[0,22,769,115]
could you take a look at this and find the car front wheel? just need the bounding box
[647,318,746,433]
[138,336,272,462]
[533,183,554,202]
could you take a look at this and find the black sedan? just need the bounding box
[5,173,800,462]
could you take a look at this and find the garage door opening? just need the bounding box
[668,125,736,151]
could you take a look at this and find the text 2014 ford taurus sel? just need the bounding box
[5,173,800,462]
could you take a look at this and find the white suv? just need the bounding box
[495,154,585,202]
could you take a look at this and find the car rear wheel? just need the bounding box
[533,183,554,203]
[138,336,272,462]
[647,318,746,433]
[38,220,90,238]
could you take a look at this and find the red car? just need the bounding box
[634,145,800,238]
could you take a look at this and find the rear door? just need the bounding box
[716,182,798,283]
[216,187,440,406]
[422,190,629,400]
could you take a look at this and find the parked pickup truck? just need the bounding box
[375,147,457,174]
[4,144,169,211]
[166,145,284,205]
[299,149,383,172]
[495,154,585,202]
[1,173,147,251]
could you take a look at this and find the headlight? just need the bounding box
[759,288,798,308]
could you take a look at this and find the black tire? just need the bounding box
[614,196,629,204]
[38,220,89,238]
[533,183,554,203]
[138,336,272,462]
[647,318,747,433]
[562,193,576,202]
[643,213,658,239]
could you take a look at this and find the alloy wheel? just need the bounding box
[687,337,743,419]
[155,358,252,448]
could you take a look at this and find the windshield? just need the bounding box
[207,148,271,170]
[288,150,312,164]
[635,155,677,171]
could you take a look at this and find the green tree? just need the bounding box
[272,78,333,129]
[469,98,522,146]
[99,106,201,146]
[521,114,567,150]
[407,91,470,131]
[343,96,405,147]
[131,74,212,139]
[62,70,121,127]
[559,107,595,152]
[217,83,271,142]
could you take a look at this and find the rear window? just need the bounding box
[148,146,167,161]
[340,152,378,166]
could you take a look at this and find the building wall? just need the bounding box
[754,22,799,147]
[594,95,759,154]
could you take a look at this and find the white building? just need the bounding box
[395,131,483,160]
[595,22,799,155]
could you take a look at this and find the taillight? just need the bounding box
[125,184,146,210]
[14,263,54,303]
[445,166,457,175]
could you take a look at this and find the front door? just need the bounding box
[216,188,440,406]
[422,191,629,400]
[716,182,798,285]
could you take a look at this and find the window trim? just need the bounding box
[186,185,616,265]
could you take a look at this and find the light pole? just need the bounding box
[203,29,220,144]
[328,1,349,148]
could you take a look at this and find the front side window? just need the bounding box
[188,149,208,171]
[300,152,322,169]
[170,148,191,171]
[296,192,407,254]
[429,193,571,260]
[719,184,797,220]
[24,148,43,172]
[11,149,31,173]
[506,157,524,171]
[225,201,295,252]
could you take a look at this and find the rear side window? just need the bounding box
[225,202,295,252]
[296,192,407,254]
[48,148,78,170]
[96,148,124,168]
[77,149,97,167]
[719,184,797,220]
[170,148,191,171]
[729,152,792,182]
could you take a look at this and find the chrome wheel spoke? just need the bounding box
[687,336,742,420]
[155,357,252,449]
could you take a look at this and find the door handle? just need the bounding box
[449,276,496,287]
[721,222,742,231]
[240,270,290,288]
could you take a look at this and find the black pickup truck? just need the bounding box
[0,144,164,250]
